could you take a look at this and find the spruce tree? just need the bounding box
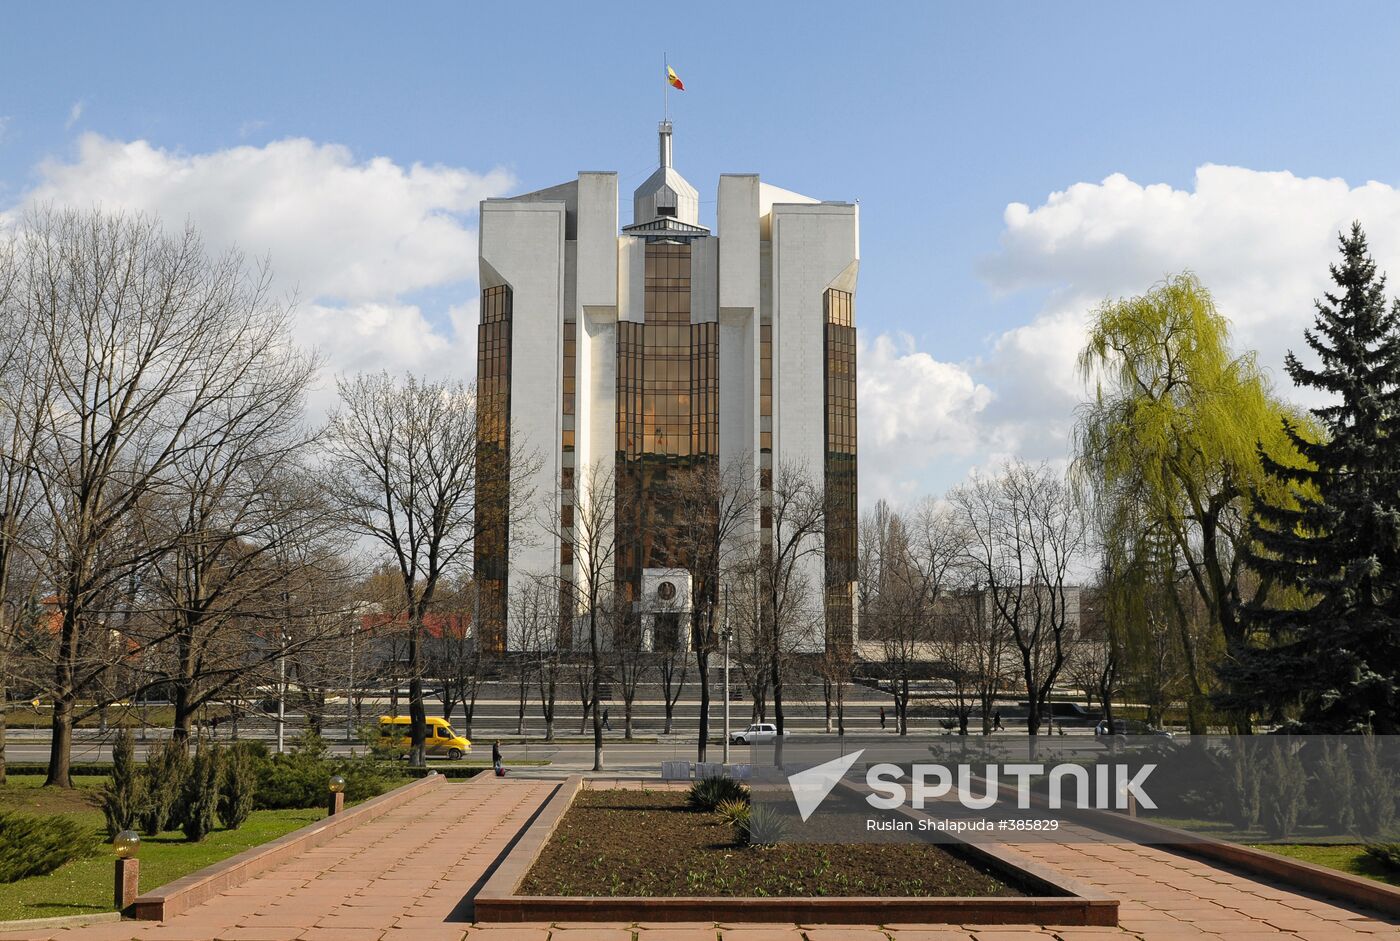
[1222,223,1400,733]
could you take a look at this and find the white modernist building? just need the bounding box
[474,122,858,655]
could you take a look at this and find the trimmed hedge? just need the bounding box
[253,731,406,810]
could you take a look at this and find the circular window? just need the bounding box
[656,581,677,601]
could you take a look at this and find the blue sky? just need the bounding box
[6,2,1400,500]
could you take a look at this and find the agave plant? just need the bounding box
[715,797,750,827]
[737,804,789,846]
[686,776,748,811]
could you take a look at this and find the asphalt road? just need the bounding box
[2,726,1102,772]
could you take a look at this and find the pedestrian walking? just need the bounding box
[492,741,504,776]
[879,706,886,730]
[992,709,1004,732]
[602,708,612,731]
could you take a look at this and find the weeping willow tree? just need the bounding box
[1099,496,1222,733]
[1075,273,1303,732]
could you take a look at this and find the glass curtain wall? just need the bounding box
[474,284,513,654]
[823,288,857,647]
[615,241,719,621]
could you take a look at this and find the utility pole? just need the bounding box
[722,587,732,764]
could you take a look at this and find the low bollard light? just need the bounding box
[113,830,140,913]
[327,774,346,816]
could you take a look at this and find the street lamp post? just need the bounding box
[722,588,732,764]
[346,627,355,743]
[276,630,286,754]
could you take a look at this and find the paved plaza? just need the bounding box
[0,777,1395,941]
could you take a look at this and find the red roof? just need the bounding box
[360,611,470,640]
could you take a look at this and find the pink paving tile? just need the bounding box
[393,919,461,932]
[714,930,807,941]
[55,926,163,941]
[804,929,890,941]
[123,927,223,941]
[379,929,468,941]
[296,929,387,941]
[316,910,406,927]
[460,930,551,941]
[212,928,308,941]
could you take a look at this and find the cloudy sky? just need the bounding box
[6,3,1400,506]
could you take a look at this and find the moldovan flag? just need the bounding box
[667,66,685,91]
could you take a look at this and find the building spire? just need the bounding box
[658,120,673,169]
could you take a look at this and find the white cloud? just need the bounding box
[21,134,513,303]
[65,101,83,129]
[7,133,515,389]
[858,333,992,503]
[15,139,1396,514]
[953,165,1400,499]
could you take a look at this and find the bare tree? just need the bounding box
[546,461,616,771]
[816,642,854,734]
[425,580,489,735]
[572,653,595,734]
[18,209,309,787]
[652,639,686,734]
[611,598,646,739]
[953,462,1088,737]
[861,499,964,735]
[512,575,560,742]
[668,457,756,760]
[945,578,1011,735]
[0,237,48,784]
[130,350,331,743]
[732,570,769,722]
[1065,577,1117,715]
[930,574,1010,736]
[748,463,824,751]
[323,372,480,767]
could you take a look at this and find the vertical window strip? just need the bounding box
[475,284,513,655]
[822,289,857,647]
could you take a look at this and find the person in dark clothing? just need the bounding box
[992,709,1004,732]
[879,706,886,730]
[602,708,612,731]
[492,741,503,776]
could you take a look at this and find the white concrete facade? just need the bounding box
[476,124,858,653]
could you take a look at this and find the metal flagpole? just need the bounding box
[663,53,668,121]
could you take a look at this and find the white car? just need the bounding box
[729,722,788,745]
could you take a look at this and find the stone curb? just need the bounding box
[0,912,120,931]
[475,775,1116,926]
[1074,810,1400,917]
[972,769,1400,918]
[131,772,446,921]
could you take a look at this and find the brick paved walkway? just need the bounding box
[0,778,1395,941]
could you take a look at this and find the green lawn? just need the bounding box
[0,775,320,921]
[1253,843,1400,887]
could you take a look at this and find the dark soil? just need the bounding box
[519,789,1026,898]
